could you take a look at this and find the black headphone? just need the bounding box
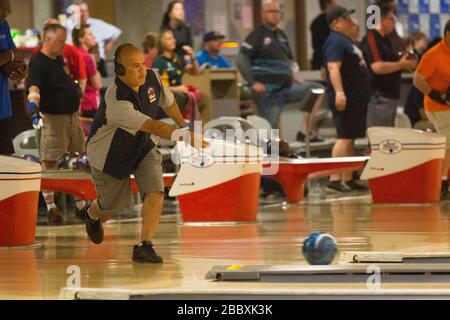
[114,44,134,76]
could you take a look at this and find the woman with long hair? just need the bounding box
[160,1,193,61]
[154,29,199,94]
[153,29,201,121]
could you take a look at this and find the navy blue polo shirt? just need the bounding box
[0,20,15,120]
[323,31,371,108]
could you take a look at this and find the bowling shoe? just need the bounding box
[345,180,369,191]
[296,132,324,143]
[132,241,163,264]
[441,181,450,201]
[83,202,104,245]
[326,181,351,193]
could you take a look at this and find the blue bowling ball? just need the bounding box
[302,232,337,265]
[20,154,41,164]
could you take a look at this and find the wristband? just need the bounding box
[336,91,345,96]
[428,90,446,105]
[28,92,41,101]
[10,50,14,63]
[179,124,190,130]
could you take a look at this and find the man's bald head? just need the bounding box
[115,44,147,91]
[0,0,11,24]
[262,1,281,28]
[116,44,141,65]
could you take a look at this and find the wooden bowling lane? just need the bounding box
[2,196,450,299]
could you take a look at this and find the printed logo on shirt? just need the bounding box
[148,87,157,103]
[263,37,272,46]
[0,34,6,39]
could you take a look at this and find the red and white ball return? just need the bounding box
[38,140,368,224]
[361,127,446,204]
[0,156,41,247]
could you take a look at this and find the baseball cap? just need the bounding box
[203,31,226,42]
[327,6,356,25]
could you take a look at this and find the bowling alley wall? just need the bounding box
[9,0,449,69]
[395,0,450,39]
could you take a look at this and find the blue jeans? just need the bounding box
[252,82,323,129]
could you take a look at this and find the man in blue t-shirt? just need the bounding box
[0,0,27,155]
[196,31,231,69]
[323,6,371,193]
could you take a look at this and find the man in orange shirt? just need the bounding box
[414,19,450,199]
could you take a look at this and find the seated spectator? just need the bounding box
[142,32,159,69]
[237,1,325,142]
[153,29,201,120]
[196,31,231,69]
[154,29,200,92]
[72,24,102,126]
